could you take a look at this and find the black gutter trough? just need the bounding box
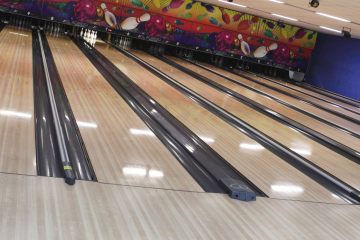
[74,37,264,201]
[40,31,97,181]
[297,82,360,108]
[33,30,64,178]
[149,54,360,204]
[177,59,360,164]
[243,71,360,115]
[34,29,97,183]
[194,61,360,139]
[231,69,360,125]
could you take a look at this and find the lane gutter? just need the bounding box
[73,37,264,201]
[192,61,360,139]
[35,29,76,185]
[230,67,360,125]
[40,32,97,181]
[144,53,360,204]
[242,71,360,115]
[179,59,360,163]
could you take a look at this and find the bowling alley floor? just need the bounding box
[1,173,360,240]
[0,25,360,240]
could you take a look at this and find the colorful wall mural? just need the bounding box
[0,0,318,70]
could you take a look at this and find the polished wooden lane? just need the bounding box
[198,62,360,135]
[166,60,360,153]
[1,174,359,239]
[238,71,360,118]
[0,26,36,175]
[172,59,360,153]
[135,54,360,194]
[47,36,202,192]
[299,82,360,107]
[97,45,346,204]
[244,73,360,114]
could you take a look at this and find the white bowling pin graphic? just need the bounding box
[91,31,95,45]
[253,43,278,58]
[120,13,151,30]
[237,34,250,56]
[86,29,90,41]
[119,37,123,47]
[101,3,117,27]
[92,31,96,44]
[87,30,91,41]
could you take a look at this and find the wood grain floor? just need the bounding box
[0,32,359,239]
[0,26,36,175]
[244,72,360,114]
[200,63,360,135]
[0,173,359,240]
[162,56,360,192]
[242,72,360,118]
[96,45,346,204]
[47,36,202,192]
[196,62,360,152]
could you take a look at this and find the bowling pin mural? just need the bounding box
[253,43,278,58]
[120,13,151,30]
[86,29,90,40]
[3,0,315,72]
[101,3,117,27]
[237,34,250,56]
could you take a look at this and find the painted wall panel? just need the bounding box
[306,33,360,101]
[0,0,317,70]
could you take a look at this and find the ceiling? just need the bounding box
[204,0,360,38]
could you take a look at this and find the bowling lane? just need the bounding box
[239,72,360,117]
[198,62,360,135]
[169,59,360,153]
[97,45,346,204]
[137,54,360,193]
[300,83,360,107]
[47,36,202,192]
[0,26,36,175]
[246,74,360,114]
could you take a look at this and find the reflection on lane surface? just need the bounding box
[94,46,347,204]
[47,36,203,191]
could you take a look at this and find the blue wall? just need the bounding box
[306,33,360,101]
